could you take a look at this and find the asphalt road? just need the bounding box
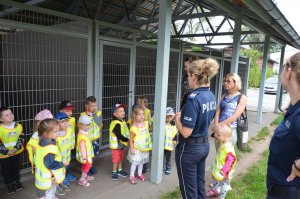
[246,88,290,112]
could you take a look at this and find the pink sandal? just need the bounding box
[206,189,219,198]
[137,175,145,181]
[129,176,137,184]
[78,178,90,187]
[86,175,94,181]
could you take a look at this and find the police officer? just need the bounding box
[175,58,219,199]
[267,52,300,199]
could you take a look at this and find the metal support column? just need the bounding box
[129,34,137,117]
[274,45,286,113]
[217,51,225,104]
[231,17,242,73]
[87,21,94,96]
[256,36,270,123]
[175,41,183,112]
[150,0,172,184]
[93,21,101,108]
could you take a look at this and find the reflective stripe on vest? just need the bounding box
[212,145,236,181]
[80,112,102,141]
[69,117,76,149]
[164,125,177,151]
[109,120,130,149]
[76,133,94,164]
[26,133,39,173]
[56,129,72,161]
[35,144,65,190]
[0,123,24,158]
[131,122,152,152]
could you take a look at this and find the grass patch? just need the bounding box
[226,150,269,199]
[272,115,284,126]
[251,127,269,141]
[159,186,181,199]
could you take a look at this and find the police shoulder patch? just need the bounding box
[188,91,200,99]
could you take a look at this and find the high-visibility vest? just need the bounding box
[131,122,152,152]
[144,108,151,122]
[0,123,24,159]
[80,111,102,141]
[212,144,237,181]
[69,117,76,149]
[109,120,130,149]
[35,144,65,190]
[26,132,39,173]
[56,129,72,161]
[164,125,177,151]
[76,132,94,164]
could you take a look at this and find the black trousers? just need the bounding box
[164,150,172,170]
[0,154,20,185]
[267,184,300,199]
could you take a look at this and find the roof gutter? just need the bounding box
[255,0,300,48]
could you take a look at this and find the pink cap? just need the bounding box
[34,109,54,120]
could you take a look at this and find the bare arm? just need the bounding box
[218,95,247,126]
[129,131,136,154]
[175,112,193,138]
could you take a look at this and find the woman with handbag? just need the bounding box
[267,52,300,199]
[211,73,247,148]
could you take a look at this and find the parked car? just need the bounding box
[264,76,278,94]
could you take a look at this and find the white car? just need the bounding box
[264,76,278,94]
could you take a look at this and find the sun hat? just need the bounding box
[166,107,175,116]
[78,115,92,125]
[34,109,53,120]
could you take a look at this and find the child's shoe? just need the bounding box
[13,181,24,191]
[56,186,66,196]
[85,175,94,181]
[66,173,76,182]
[118,170,128,177]
[165,168,171,175]
[89,167,97,174]
[7,184,16,194]
[78,178,90,187]
[60,184,71,192]
[206,189,219,198]
[112,172,118,181]
[63,178,70,186]
[137,175,145,182]
[129,176,137,184]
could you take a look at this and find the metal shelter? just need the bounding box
[0,0,300,184]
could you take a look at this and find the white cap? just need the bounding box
[166,107,175,116]
[78,115,92,125]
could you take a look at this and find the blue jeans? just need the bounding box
[175,136,209,199]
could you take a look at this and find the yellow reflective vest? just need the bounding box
[35,144,65,190]
[164,125,177,151]
[0,123,24,159]
[109,119,130,149]
[212,143,237,181]
[26,132,39,173]
[68,117,76,149]
[80,111,102,141]
[131,122,152,152]
[56,129,72,161]
[76,132,94,164]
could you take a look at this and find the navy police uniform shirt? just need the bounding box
[267,100,300,188]
[181,87,216,137]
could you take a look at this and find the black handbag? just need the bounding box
[237,94,248,149]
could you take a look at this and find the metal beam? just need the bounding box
[231,17,242,73]
[0,0,46,17]
[172,31,257,38]
[256,36,270,124]
[178,3,197,35]
[119,11,226,26]
[151,0,172,185]
[122,0,130,20]
[94,0,104,20]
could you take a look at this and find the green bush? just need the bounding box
[249,66,274,88]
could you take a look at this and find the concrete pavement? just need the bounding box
[0,111,280,199]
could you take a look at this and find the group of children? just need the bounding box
[0,95,237,199]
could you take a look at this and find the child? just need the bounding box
[137,96,152,173]
[76,115,95,187]
[164,107,177,175]
[127,105,152,184]
[54,112,72,194]
[80,96,103,175]
[206,125,237,199]
[35,118,68,199]
[27,109,53,174]
[0,107,24,194]
[109,103,129,180]
[58,101,77,182]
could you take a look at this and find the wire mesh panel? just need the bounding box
[167,51,180,110]
[101,44,131,148]
[0,28,88,170]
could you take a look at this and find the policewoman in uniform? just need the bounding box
[267,52,300,199]
[175,58,219,199]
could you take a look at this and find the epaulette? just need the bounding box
[188,91,200,99]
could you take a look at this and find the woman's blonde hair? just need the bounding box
[224,73,242,91]
[188,58,219,85]
[131,105,144,124]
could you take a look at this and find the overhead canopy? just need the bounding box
[1,0,300,49]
